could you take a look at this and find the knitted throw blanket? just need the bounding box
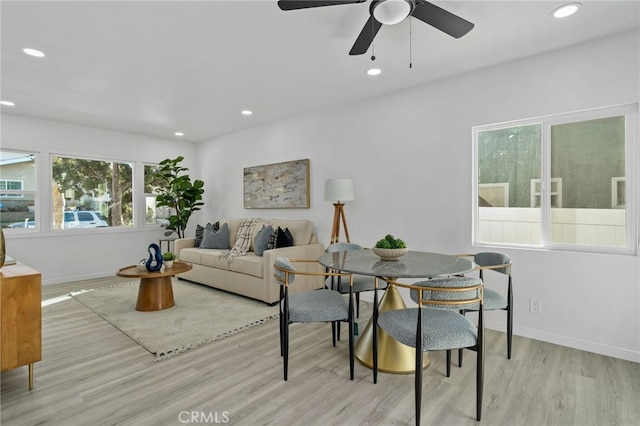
[223,217,261,260]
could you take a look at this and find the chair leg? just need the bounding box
[458,309,465,367]
[446,350,451,378]
[507,276,513,359]
[332,321,337,347]
[372,287,379,384]
[283,321,289,381]
[507,306,513,359]
[477,341,484,421]
[348,308,355,380]
[415,309,423,426]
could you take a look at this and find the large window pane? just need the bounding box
[474,104,636,254]
[477,124,541,245]
[0,150,37,230]
[51,156,133,229]
[550,116,626,247]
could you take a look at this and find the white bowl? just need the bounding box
[372,247,408,261]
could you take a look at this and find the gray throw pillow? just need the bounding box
[199,222,230,249]
[195,221,219,247]
[254,224,274,256]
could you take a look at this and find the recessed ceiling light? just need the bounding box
[367,68,382,76]
[552,3,581,18]
[174,131,184,137]
[0,101,16,106]
[22,48,45,58]
[241,110,253,116]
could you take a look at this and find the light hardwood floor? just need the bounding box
[1,277,639,426]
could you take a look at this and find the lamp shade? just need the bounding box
[324,179,355,203]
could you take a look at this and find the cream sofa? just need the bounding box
[174,218,325,304]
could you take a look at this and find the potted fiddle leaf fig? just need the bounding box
[155,156,205,239]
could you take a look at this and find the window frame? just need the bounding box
[50,153,135,231]
[0,150,38,233]
[472,103,638,255]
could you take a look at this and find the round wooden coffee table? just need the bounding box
[116,261,192,312]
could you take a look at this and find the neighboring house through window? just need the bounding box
[0,151,37,230]
[473,104,637,254]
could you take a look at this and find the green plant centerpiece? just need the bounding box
[162,252,175,261]
[155,156,205,238]
[372,234,408,260]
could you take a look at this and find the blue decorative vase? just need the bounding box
[145,243,163,272]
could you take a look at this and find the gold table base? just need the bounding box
[355,283,429,373]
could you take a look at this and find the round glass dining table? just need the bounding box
[318,249,474,374]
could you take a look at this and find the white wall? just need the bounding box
[194,30,640,362]
[1,115,197,284]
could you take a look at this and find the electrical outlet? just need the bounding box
[529,298,541,314]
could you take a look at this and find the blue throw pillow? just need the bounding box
[254,224,274,256]
[199,222,230,249]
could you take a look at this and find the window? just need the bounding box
[144,164,173,225]
[473,104,637,254]
[51,155,133,229]
[0,151,37,230]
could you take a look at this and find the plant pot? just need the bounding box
[372,247,408,261]
[164,260,174,268]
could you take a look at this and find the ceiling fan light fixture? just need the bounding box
[552,3,581,18]
[373,0,412,25]
[366,68,382,76]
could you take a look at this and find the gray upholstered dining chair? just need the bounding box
[374,276,485,424]
[325,242,387,318]
[273,257,355,381]
[456,252,512,365]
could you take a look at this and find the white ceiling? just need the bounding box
[1,1,639,143]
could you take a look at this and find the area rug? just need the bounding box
[71,280,278,360]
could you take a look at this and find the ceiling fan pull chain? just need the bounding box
[371,17,376,61]
[409,16,413,69]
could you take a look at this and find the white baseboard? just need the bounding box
[483,318,640,363]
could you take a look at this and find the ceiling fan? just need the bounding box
[277,0,474,56]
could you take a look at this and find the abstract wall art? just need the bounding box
[243,159,310,209]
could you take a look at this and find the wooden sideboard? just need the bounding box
[1,262,42,390]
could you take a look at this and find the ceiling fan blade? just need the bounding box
[349,16,383,55]
[278,0,366,11]
[411,1,474,38]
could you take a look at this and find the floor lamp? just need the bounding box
[324,179,355,245]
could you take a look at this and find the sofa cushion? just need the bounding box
[200,223,230,249]
[270,219,313,246]
[200,250,232,270]
[229,254,263,278]
[254,224,274,256]
[195,221,220,247]
[179,247,205,264]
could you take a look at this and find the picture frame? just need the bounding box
[243,159,310,209]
